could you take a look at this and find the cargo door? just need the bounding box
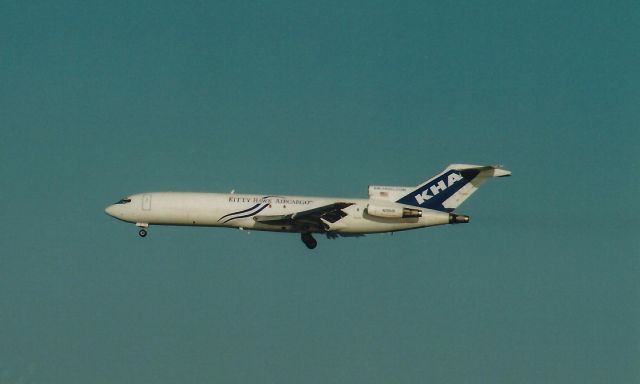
[142,194,152,210]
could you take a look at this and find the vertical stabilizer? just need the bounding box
[395,164,511,212]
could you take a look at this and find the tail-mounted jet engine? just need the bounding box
[366,204,422,219]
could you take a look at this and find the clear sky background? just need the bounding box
[1,1,639,383]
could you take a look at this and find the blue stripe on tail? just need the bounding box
[395,169,480,211]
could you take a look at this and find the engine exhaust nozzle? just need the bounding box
[449,213,470,224]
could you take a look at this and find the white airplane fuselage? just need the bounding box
[105,164,510,248]
[105,192,453,234]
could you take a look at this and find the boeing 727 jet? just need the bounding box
[105,164,510,249]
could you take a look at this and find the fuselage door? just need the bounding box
[142,194,152,211]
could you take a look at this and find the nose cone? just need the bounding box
[105,204,117,217]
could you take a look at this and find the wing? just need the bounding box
[253,202,354,231]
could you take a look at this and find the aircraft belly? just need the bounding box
[338,219,424,234]
[142,207,225,226]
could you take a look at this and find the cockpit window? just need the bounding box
[115,198,131,204]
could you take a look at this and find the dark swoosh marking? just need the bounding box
[223,204,270,223]
[218,203,261,222]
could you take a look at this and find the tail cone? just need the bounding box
[449,213,470,224]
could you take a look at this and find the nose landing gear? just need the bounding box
[301,233,317,249]
[136,223,149,238]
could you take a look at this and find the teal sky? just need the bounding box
[1,1,639,382]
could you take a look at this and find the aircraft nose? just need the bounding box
[105,204,117,217]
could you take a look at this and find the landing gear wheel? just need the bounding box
[138,229,148,237]
[301,233,317,249]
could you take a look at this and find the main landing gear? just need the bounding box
[301,233,317,249]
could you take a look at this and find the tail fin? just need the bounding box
[395,164,511,212]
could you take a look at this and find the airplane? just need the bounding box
[105,164,511,249]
